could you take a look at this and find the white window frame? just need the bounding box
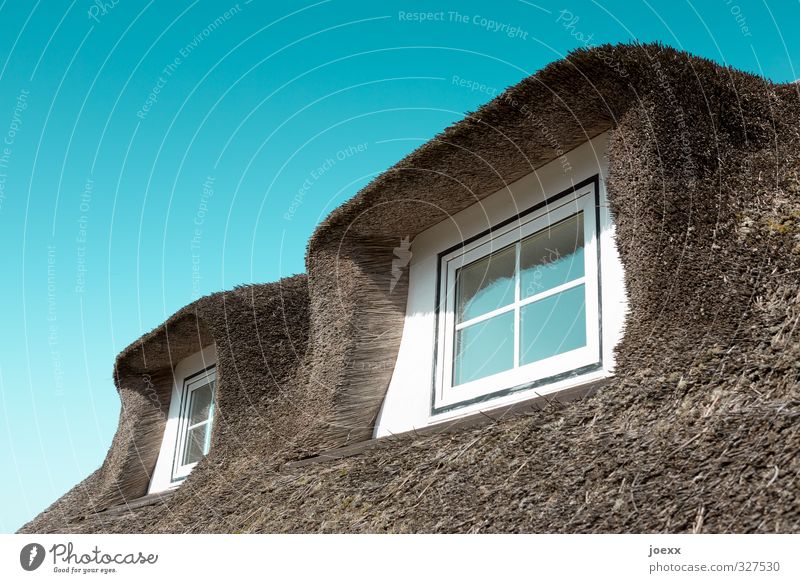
[148,344,217,494]
[171,365,216,481]
[433,183,601,412]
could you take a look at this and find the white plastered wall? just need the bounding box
[374,132,627,437]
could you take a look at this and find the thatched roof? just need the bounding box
[22,43,800,533]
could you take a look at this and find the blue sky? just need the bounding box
[0,0,797,533]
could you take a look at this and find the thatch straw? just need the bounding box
[21,43,800,533]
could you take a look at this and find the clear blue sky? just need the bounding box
[0,0,796,533]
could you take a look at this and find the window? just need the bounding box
[172,366,216,481]
[148,345,217,493]
[434,185,601,412]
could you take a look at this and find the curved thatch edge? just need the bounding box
[301,42,795,447]
[21,275,311,532]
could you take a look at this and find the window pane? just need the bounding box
[454,311,514,385]
[520,284,587,365]
[520,212,584,299]
[455,244,516,322]
[182,424,208,465]
[188,381,214,425]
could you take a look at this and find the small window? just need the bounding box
[172,366,216,481]
[149,345,218,493]
[435,187,601,412]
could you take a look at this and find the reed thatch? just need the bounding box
[21,43,800,533]
[22,275,312,530]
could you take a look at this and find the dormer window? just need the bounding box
[173,366,216,479]
[434,187,601,412]
[149,345,217,493]
[375,136,628,436]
